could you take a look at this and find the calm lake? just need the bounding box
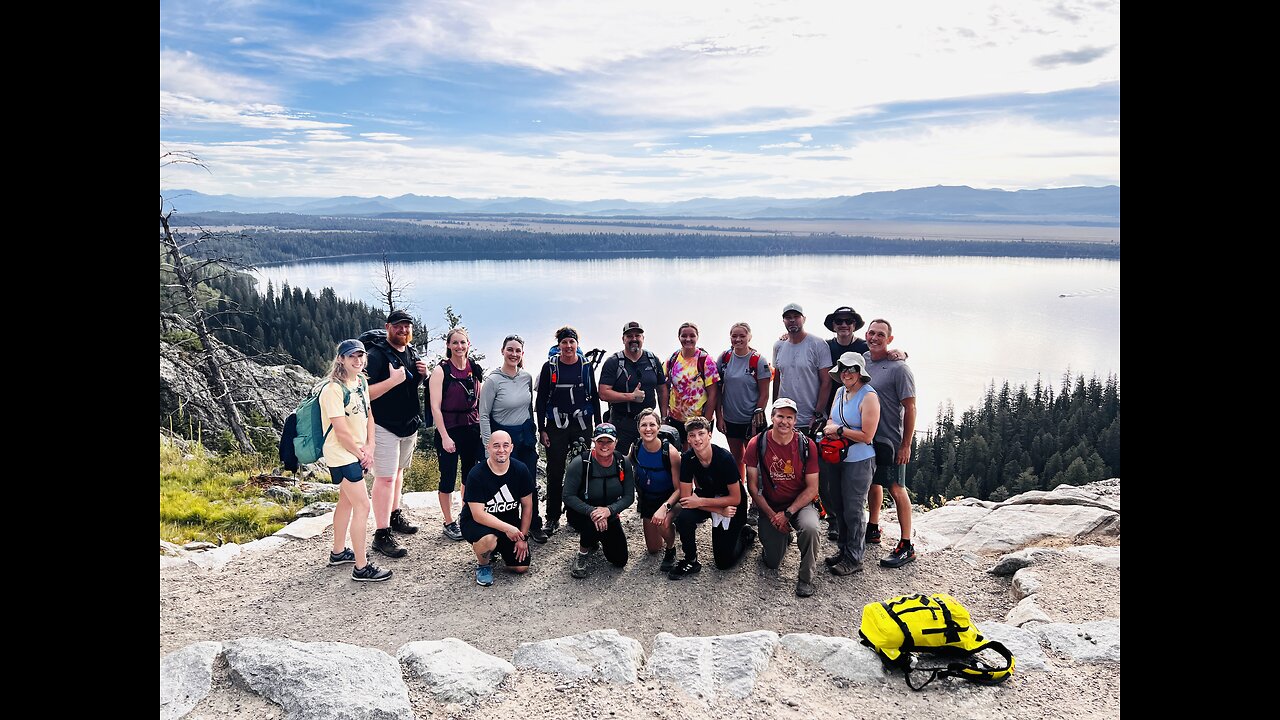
[256,254,1120,422]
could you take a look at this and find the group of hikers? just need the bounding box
[315,304,917,598]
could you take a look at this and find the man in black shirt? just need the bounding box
[669,417,756,579]
[598,321,668,455]
[461,431,535,587]
[365,310,428,559]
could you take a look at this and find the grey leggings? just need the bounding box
[819,457,876,563]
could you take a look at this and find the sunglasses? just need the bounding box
[833,318,855,325]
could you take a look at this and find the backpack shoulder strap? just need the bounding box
[661,439,672,474]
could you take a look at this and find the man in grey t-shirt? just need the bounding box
[862,318,918,569]
[771,303,832,431]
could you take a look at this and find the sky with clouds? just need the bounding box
[159,0,1120,201]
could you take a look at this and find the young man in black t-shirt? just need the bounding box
[460,431,535,587]
[669,417,756,579]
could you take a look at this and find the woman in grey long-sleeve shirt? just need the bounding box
[562,423,635,578]
[478,335,543,539]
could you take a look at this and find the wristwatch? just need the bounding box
[665,502,676,512]
[783,509,794,520]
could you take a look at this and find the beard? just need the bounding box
[391,328,413,347]
[627,340,642,352]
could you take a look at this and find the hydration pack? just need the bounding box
[858,593,1015,690]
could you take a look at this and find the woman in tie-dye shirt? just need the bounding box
[658,322,720,448]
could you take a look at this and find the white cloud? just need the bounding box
[305,130,351,141]
[759,142,804,149]
[159,49,272,103]
[160,91,349,131]
[160,115,1117,202]
[795,133,813,143]
[325,1,1118,125]
[361,132,411,141]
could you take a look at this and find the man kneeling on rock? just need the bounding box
[461,431,534,587]
[744,398,821,597]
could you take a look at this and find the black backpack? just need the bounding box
[577,449,627,502]
[426,358,483,426]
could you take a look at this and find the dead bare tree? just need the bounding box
[372,254,411,315]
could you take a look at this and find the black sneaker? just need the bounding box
[668,558,701,580]
[745,505,760,527]
[865,523,881,545]
[571,552,590,579]
[442,521,464,542]
[740,525,758,549]
[659,547,677,572]
[328,547,356,566]
[544,519,560,536]
[880,539,916,568]
[390,509,419,534]
[372,529,408,558]
[830,558,863,576]
[823,552,843,568]
[352,562,392,582]
[530,526,549,544]
[827,526,839,541]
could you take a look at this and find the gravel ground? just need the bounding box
[161,504,1120,719]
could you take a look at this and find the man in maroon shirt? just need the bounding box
[744,398,821,597]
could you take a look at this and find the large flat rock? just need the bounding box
[648,630,779,699]
[780,633,886,684]
[512,629,644,684]
[911,504,994,548]
[398,639,514,703]
[1032,621,1120,663]
[223,637,413,720]
[274,512,334,541]
[160,641,222,720]
[953,504,1118,554]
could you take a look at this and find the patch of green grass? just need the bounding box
[403,450,441,493]
[160,439,302,545]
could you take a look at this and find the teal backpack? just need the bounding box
[290,380,359,466]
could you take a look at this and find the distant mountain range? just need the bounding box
[161,185,1120,224]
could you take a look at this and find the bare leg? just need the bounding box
[372,476,394,528]
[890,484,912,539]
[340,480,372,569]
[868,484,884,525]
[331,490,352,554]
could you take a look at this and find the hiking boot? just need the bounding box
[390,509,419,534]
[827,525,839,541]
[372,529,408,558]
[668,558,701,580]
[530,526,549,544]
[745,505,760,527]
[880,539,916,568]
[571,552,590,579]
[795,580,816,598]
[830,558,863,576]
[659,547,677,572]
[823,552,844,568]
[475,563,494,587]
[442,521,464,542]
[327,547,356,566]
[865,523,881,545]
[352,562,392,582]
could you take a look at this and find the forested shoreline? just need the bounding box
[173,212,1121,266]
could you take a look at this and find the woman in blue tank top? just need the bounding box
[629,408,683,572]
[819,351,881,575]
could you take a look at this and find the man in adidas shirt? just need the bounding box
[460,431,534,586]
